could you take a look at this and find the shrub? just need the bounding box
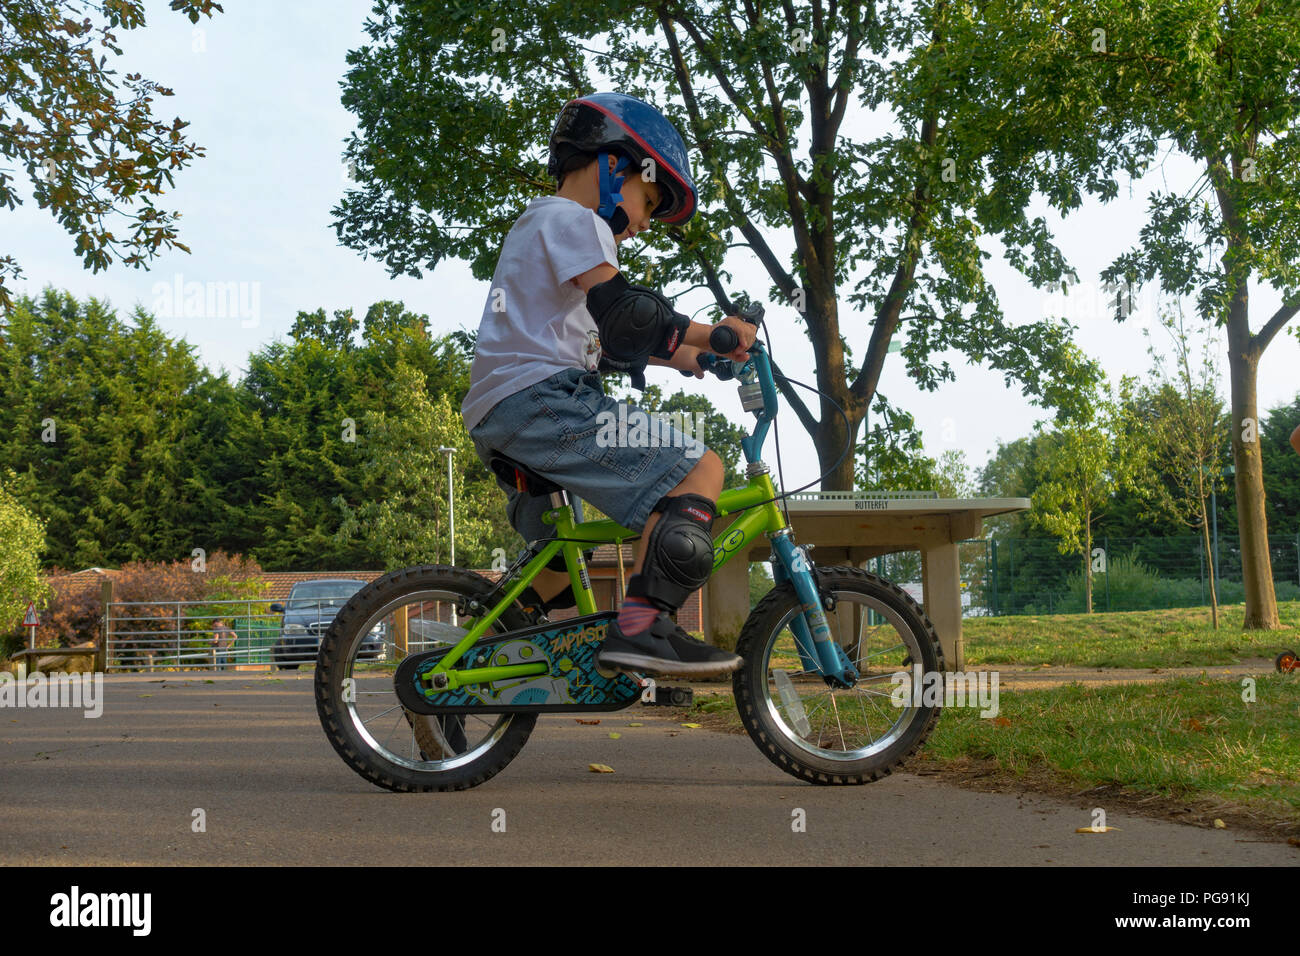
[1055,548,1300,613]
[30,552,267,665]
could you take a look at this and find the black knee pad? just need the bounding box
[628,494,716,610]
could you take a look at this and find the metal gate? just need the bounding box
[103,598,281,672]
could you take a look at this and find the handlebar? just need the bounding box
[708,323,740,355]
[679,301,765,380]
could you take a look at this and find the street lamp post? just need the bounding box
[437,446,456,567]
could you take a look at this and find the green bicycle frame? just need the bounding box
[427,336,855,692]
[424,474,787,691]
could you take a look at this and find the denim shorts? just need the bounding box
[469,367,709,543]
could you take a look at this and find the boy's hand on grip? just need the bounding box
[714,314,757,362]
[669,344,707,378]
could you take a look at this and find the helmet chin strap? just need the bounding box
[596,150,630,236]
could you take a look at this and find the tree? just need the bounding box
[977,435,1046,540]
[1260,395,1300,536]
[333,362,519,570]
[234,305,477,569]
[956,1,1300,628]
[0,469,51,652]
[1029,378,1147,613]
[1137,309,1230,627]
[0,288,220,567]
[932,449,974,499]
[0,0,224,314]
[331,0,1102,492]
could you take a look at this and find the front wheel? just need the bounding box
[733,566,943,784]
[315,565,538,793]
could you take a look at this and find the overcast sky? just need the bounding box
[9,1,1299,495]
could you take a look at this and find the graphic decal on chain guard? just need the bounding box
[394,612,643,714]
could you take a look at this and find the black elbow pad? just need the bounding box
[586,273,690,368]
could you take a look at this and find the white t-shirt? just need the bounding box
[460,196,620,432]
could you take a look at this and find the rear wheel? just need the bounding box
[733,566,943,784]
[315,565,537,792]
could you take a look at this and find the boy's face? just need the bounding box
[606,154,661,243]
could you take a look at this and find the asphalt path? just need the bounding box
[1,673,1294,866]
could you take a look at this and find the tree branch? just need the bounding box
[828,0,863,137]
[1255,299,1300,352]
[848,37,941,402]
[657,9,799,306]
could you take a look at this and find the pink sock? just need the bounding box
[617,596,658,635]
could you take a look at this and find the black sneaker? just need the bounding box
[598,612,743,679]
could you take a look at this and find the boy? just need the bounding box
[461,92,756,679]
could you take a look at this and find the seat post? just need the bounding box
[549,490,570,510]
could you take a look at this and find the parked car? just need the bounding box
[269,579,383,669]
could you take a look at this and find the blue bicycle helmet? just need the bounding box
[548,92,698,232]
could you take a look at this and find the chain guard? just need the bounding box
[394,611,644,715]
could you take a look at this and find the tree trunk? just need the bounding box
[1200,501,1219,630]
[815,402,863,491]
[1225,303,1280,629]
[805,286,867,491]
[1083,517,1093,614]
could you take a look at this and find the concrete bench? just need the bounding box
[704,494,1030,670]
[7,645,101,675]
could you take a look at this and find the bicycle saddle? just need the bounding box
[488,451,563,498]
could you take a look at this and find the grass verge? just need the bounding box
[682,674,1300,837]
[961,601,1300,668]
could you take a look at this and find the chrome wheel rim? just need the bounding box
[332,588,519,772]
[760,588,928,761]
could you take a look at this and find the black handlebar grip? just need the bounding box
[709,324,740,354]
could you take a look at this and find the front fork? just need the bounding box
[769,531,858,687]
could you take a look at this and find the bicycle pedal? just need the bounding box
[643,684,693,708]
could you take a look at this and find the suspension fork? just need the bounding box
[769,530,857,686]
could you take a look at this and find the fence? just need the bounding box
[861,533,1300,617]
[104,598,282,672]
[102,589,465,672]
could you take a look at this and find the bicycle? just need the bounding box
[315,301,944,791]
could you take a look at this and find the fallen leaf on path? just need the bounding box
[1213,819,1226,829]
[627,722,642,727]
[575,718,600,725]
[608,732,621,739]
[588,763,615,774]
[680,722,701,728]
[1075,826,1119,833]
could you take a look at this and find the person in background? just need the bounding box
[211,618,237,669]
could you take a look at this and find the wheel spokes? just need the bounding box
[762,589,927,760]
[337,589,518,772]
